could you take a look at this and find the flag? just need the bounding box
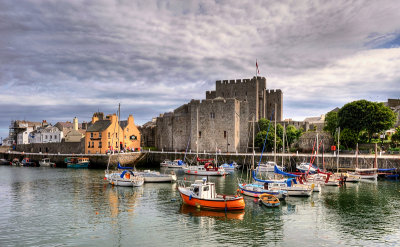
[256,60,260,74]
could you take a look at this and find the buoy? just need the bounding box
[240,190,244,194]
[96,212,99,215]
[104,177,107,180]
[184,177,186,180]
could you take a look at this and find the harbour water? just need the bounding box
[0,166,399,246]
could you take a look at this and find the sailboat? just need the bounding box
[183,107,226,176]
[105,104,144,187]
[349,143,378,180]
[238,113,288,200]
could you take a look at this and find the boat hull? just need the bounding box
[238,184,287,200]
[178,188,245,211]
[143,175,177,183]
[67,163,89,168]
[184,169,225,176]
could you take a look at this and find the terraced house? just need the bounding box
[85,112,141,154]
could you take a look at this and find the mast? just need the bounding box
[282,123,285,167]
[356,143,359,169]
[322,142,325,171]
[118,103,121,152]
[252,115,255,171]
[336,127,340,173]
[196,106,199,166]
[316,132,319,167]
[374,143,377,169]
[274,103,277,163]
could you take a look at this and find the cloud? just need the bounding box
[1,0,400,138]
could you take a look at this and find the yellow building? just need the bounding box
[85,112,141,154]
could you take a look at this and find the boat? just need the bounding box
[219,161,239,171]
[257,161,285,172]
[238,111,288,200]
[296,162,317,173]
[136,169,177,182]
[378,168,399,180]
[107,169,144,187]
[238,182,288,200]
[39,158,56,167]
[65,157,90,168]
[160,159,186,168]
[0,159,11,165]
[22,158,38,167]
[183,157,226,176]
[259,193,280,207]
[349,168,378,180]
[178,178,245,211]
[12,158,21,166]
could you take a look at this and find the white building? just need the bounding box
[17,124,34,144]
[28,126,63,143]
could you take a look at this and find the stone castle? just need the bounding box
[140,76,282,153]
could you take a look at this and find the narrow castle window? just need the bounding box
[210,112,215,119]
[224,131,227,139]
[198,131,202,138]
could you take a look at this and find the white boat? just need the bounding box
[238,182,288,200]
[219,161,238,171]
[39,158,56,167]
[137,170,177,182]
[183,158,226,176]
[257,161,284,172]
[160,159,186,168]
[349,168,378,180]
[106,170,144,187]
[296,162,317,173]
[268,182,315,196]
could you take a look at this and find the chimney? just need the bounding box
[73,117,78,130]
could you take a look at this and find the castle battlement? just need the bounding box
[216,77,265,85]
[267,89,282,94]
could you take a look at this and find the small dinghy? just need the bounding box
[259,193,280,207]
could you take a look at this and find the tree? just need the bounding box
[338,100,371,137]
[285,125,298,147]
[364,102,396,142]
[340,128,358,149]
[338,100,396,143]
[324,111,338,136]
[392,127,400,146]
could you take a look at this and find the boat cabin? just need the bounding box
[190,179,216,199]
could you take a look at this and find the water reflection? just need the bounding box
[179,204,245,220]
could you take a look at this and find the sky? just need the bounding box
[1,0,400,139]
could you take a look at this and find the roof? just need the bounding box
[55,122,82,130]
[86,120,111,132]
[120,120,128,129]
[64,129,84,137]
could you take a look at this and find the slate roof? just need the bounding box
[86,120,111,132]
[120,120,128,129]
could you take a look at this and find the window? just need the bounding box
[203,186,209,191]
[115,133,118,138]
[99,142,102,148]
[54,135,57,139]
[99,133,102,138]
[115,142,118,148]
[91,133,93,138]
[198,131,202,138]
[50,135,52,139]
[224,131,227,139]
[92,142,94,148]
[88,142,91,148]
[108,132,110,138]
[45,135,48,139]
[210,112,215,119]
[108,142,110,148]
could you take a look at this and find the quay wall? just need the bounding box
[138,151,400,171]
[0,151,144,169]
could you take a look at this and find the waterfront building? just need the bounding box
[57,117,85,142]
[28,125,64,144]
[85,112,141,154]
[12,120,48,145]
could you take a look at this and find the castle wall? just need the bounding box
[266,89,283,121]
[190,98,242,153]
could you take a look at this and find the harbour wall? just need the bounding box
[0,151,144,169]
[139,150,400,171]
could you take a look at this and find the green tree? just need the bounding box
[338,100,396,143]
[392,127,400,146]
[340,128,358,149]
[285,125,298,147]
[338,100,370,137]
[324,111,338,136]
[364,102,396,142]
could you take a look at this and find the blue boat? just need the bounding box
[65,157,90,168]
